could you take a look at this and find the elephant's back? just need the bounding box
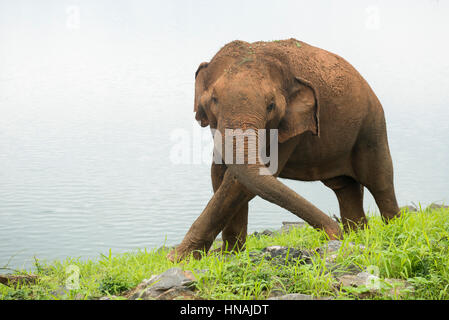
[259,39,373,111]
[264,40,382,180]
[215,39,374,111]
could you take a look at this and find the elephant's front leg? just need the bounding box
[219,202,248,253]
[211,163,251,254]
[167,171,252,262]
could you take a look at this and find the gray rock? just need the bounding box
[282,221,305,226]
[130,268,197,300]
[263,246,304,261]
[268,293,314,300]
[249,245,310,266]
[263,245,287,255]
[326,263,363,278]
[281,221,305,233]
[312,240,367,277]
[155,287,200,300]
[426,203,449,210]
[252,229,274,238]
[338,272,377,288]
[316,240,366,257]
[320,240,344,253]
[49,285,85,300]
[337,272,414,298]
[268,293,332,300]
[400,205,418,212]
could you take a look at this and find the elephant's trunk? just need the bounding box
[216,124,341,239]
[228,163,340,237]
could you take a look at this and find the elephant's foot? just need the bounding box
[208,238,246,256]
[324,222,343,240]
[166,238,213,262]
[167,245,203,263]
[167,239,246,262]
[380,209,401,224]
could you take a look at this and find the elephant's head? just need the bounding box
[194,41,320,173]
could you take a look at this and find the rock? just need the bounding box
[268,293,314,300]
[385,278,415,297]
[253,241,365,270]
[262,246,306,264]
[48,285,85,300]
[155,287,200,300]
[99,295,117,300]
[281,221,305,233]
[426,203,449,210]
[124,276,156,298]
[312,240,366,277]
[282,221,305,226]
[129,268,199,300]
[252,229,274,238]
[337,272,414,298]
[316,240,365,257]
[0,274,38,286]
[327,263,363,278]
[338,272,377,288]
[248,245,312,265]
[268,293,332,300]
[400,205,418,212]
[318,240,344,254]
[400,203,449,213]
[263,245,287,255]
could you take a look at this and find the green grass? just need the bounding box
[1,207,449,300]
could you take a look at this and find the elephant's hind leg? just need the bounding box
[364,174,400,223]
[212,163,250,253]
[322,176,367,232]
[353,133,400,222]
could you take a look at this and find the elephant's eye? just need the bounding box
[211,96,218,104]
[267,102,275,112]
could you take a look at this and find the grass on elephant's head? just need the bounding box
[1,207,449,300]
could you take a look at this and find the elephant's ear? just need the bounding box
[194,62,210,127]
[278,76,320,143]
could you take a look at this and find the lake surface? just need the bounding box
[1,0,448,269]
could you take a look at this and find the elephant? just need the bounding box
[167,38,400,261]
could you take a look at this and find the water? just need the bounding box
[1,0,448,269]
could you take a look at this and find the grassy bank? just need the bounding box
[1,206,449,300]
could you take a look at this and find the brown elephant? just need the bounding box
[167,38,400,261]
